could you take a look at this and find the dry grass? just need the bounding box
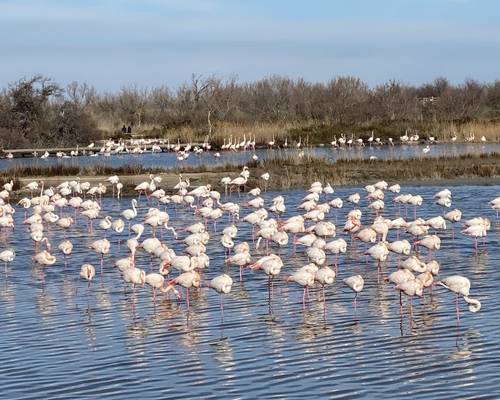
[255,152,500,189]
[429,121,500,142]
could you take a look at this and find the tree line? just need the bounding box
[1,74,499,148]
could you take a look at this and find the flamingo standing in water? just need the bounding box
[145,272,165,305]
[121,199,138,231]
[286,264,316,308]
[388,269,415,311]
[122,267,146,294]
[80,264,96,290]
[395,279,423,318]
[209,273,233,322]
[438,275,481,323]
[90,238,111,273]
[33,250,56,266]
[315,266,336,317]
[58,239,73,266]
[415,235,441,259]
[249,254,283,305]
[0,248,15,272]
[165,270,201,311]
[343,275,364,312]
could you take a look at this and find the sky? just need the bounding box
[0,0,499,90]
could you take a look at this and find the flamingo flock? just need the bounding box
[0,169,497,328]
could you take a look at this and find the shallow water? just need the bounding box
[1,142,499,171]
[0,185,499,399]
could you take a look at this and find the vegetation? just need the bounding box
[1,75,500,149]
[258,152,500,189]
[3,153,499,193]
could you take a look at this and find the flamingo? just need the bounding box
[80,264,96,289]
[90,238,111,273]
[315,266,336,316]
[165,270,201,310]
[343,275,364,312]
[415,235,441,259]
[121,199,138,230]
[0,248,15,272]
[249,254,283,304]
[286,265,316,308]
[122,267,146,293]
[33,250,56,266]
[395,279,423,317]
[225,251,251,281]
[438,275,481,323]
[58,240,73,265]
[145,273,165,304]
[209,273,233,322]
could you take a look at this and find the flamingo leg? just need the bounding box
[455,293,460,324]
[321,285,327,320]
[220,294,224,323]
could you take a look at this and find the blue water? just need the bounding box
[1,143,499,171]
[0,184,499,399]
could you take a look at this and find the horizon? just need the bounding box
[1,0,499,90]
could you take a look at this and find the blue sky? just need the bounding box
[0,0,499,90]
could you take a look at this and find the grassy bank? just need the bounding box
[2,153,499,195]
[259,152,500,189]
